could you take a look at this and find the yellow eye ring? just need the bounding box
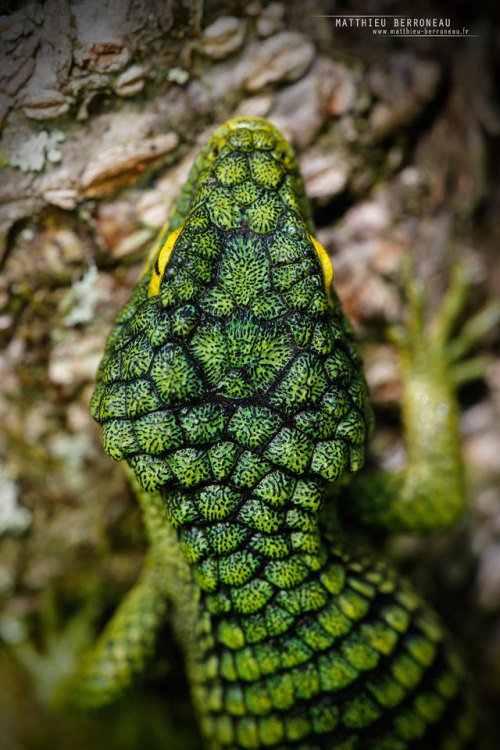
[148,225,183,297]
[309,234,334,298]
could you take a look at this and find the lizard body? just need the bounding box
[85,117,476,749]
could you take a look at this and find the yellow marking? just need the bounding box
[310,234,334,298]
[148,225,183,297]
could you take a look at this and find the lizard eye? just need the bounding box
[148,225,183,297]
[309,234,334,295]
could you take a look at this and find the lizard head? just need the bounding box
[91,118,372,502]
[149,117,332,301]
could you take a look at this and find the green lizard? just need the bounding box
[79,116,483,749]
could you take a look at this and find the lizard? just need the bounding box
[76,116,484,749]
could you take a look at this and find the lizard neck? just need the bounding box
[163,476,331,608]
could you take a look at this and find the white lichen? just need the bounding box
[60,265,100,327]
[9,129,65,172]
[167,67,190,85]
[0,616,28,645]
[0,462,31,535]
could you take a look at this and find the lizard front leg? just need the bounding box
[347,259,499,533]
